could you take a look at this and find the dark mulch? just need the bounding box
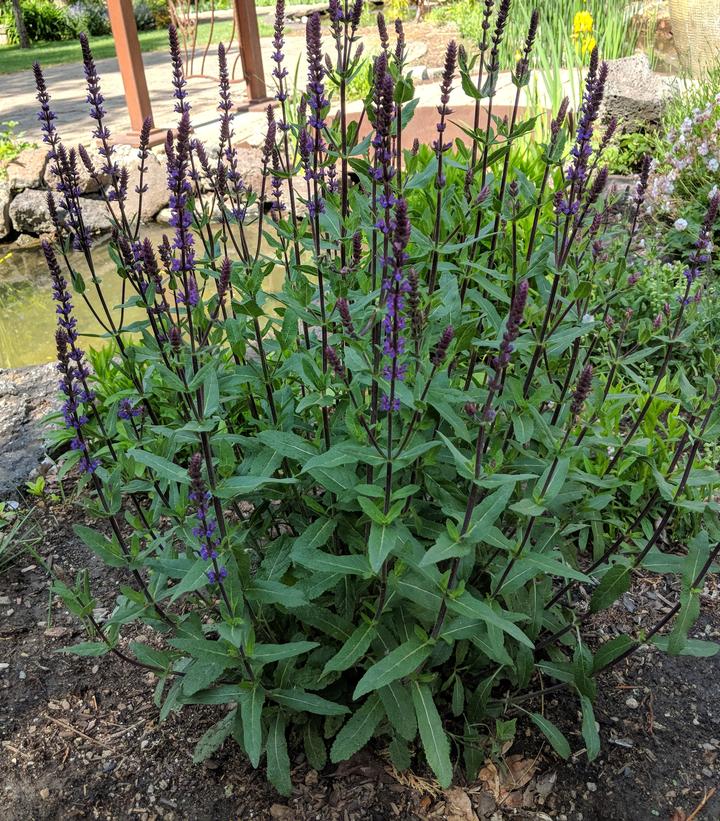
[1,496,719,821]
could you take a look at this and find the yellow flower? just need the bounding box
[581,34,597,57]
[573,10,593,36]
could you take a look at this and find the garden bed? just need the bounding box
[1,497,719,821]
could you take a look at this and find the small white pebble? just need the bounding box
[625,696,639,709]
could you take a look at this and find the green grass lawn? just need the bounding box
[0,19,273,75]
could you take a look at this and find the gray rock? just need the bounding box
[9,190,112,236]
[77,196,113,234]
[156,200,224,225]
[154,206,172,225]
[0,363,57,499]
[6,147,48,192]
[0,182,11,240]
[9,189,55,234]
[111,144,168,222]
[14,233,43,249]
[600,54,674,130]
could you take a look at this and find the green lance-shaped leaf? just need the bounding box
[590,563,631,613]
[353,636,432,699]
[192,707,237,763]
[580,695,600,762]
[668,588,701,656]
[270,688,349,716]
[530,713,571,759]
[388,737,412,771]
[240,684,265,768]
[258,429,319,462]
[322,621,376,676]
[330,693,384,763]
[592,635,635,673]
[379,682,417,741]
[167,557,211,602]
[182,658,227,696]
[128,448,190,484]
[250,641,320,664]
[368,521,401,573]
[73,525,125,567]
[266,711,292,796]
[653,636,720,657]
[303,721,327,770]
[447,593,533,648]
[411,681,453,788]
[682,530,710,588]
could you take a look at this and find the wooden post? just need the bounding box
[106,0,165,146]
[232,0,270,106]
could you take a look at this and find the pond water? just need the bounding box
[0,224,274,369]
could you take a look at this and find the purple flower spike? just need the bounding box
[377,13,389,51]
[306,13,328,132]
[168,25,190,114]
[54,326,97,474]
[336,297,356,336]
[325,346,346,379]
[565,54,608,192]
[188,453,223,577]
[272,0,289,107]
[571,364,593,419]
[490,279,528,386]
[380,198,412,413]
[431,326,454,366]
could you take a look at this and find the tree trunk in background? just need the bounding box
[11,0,29,49]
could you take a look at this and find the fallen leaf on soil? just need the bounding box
[476,754,537,804]
[443,786,479,821]
[44,627,69,638]
[269,803,293,819]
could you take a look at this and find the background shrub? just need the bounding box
[3,0,75,43]
[66,0,111,37]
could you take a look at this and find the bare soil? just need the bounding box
[1,499,719,821]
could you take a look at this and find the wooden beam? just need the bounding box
[106,0,165,146]
[232,0,270,105]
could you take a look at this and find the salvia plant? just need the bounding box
[35,0,720,793]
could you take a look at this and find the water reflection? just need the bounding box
[0,223,279,369]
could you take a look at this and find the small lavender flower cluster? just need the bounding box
[118,398,142,421]
[647,91,720,220]
[188,453,226,583]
